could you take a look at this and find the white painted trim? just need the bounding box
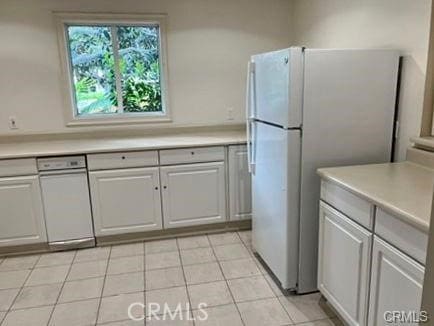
[54,12,171,127]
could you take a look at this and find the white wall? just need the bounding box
[0,0,292,136]
[292,0,432,161]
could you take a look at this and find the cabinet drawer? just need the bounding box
[375,208,428,265]
[321,181,374,230]
[159,146,225,165]
[0,158,37,177]
[87,151,158,170]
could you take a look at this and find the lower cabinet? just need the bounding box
[228,145,252,220]
[89,167,163,236]
[160,162,226,228]
[318,201,371,326]
[0,175,47,246]
[368,237,425,326]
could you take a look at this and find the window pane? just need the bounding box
[117,26,163,113]
[67,26,118,115]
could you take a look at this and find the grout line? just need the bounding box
[46,250,78,326]
[175,237,195,326]
[206,233,246,326]
[94,245,113,326]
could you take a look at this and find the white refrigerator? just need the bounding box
[247,47,400,294]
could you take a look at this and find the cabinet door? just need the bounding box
[368,237,425,326]
[89,167,162,236]
[318,201,372,326]
[160,162,226,228]
[228,145,252,220]
[0,175,47,246]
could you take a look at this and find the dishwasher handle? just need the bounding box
[39,168,87,177]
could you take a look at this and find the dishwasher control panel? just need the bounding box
[37,156,86,171]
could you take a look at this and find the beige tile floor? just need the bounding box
[0,231,343,326]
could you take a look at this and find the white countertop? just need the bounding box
[318,162,434,232]
[0,130,247,160]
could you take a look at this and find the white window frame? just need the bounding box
[55,12,170,127]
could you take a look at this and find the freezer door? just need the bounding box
[252,121,301,289]
[252,47,303,128]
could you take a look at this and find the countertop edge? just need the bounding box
[0,137,247,160]
[317,169,430,233]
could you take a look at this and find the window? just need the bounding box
[56,13,169,125]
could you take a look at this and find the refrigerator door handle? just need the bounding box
[246,60,252,173]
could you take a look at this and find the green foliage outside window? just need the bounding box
[66,25,163,116]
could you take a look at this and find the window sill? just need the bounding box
[66,116,172,127]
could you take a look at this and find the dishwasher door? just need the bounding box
[40,169,94,247]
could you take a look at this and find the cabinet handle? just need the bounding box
[191,151,195,155]
[121,156,126,160]
[163,186,167,189]
[154,186,159,190]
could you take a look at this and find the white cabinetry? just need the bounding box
[89,167,162,236]
[160,162,226,228]
[368,237,425,326]
[318,201,371,326]
[0,175,47,246]
[228,145,252,220]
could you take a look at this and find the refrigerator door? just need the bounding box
[298,49,400,294]
[252,47,303,128]
[252,121,301,289]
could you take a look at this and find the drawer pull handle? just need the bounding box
[163,186,167,189]
[121,156,126,160]
[191,151,195,155]
[154,187,159,190]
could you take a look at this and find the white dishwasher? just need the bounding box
[38,156,95,250]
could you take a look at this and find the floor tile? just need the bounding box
[208,233,241,246]
[188,281,233,308]
[145,239,178,254]
[12,283,62,309]
[111,243,144,258]
[68,260,107,280]
[145,286,189,315]
[98,292,145,324]
[74,246,110,263]
[146,267,185,290]
[0,288,20,311]
[49,298,99,326]
[97,319,143,325]
[213,243,250,261]
[278,293,335,324]
[237,297,292,326]
[145,252,180,270]
[177,236,210,250]
[298,318,344,326]
[59,277,104,303]
[180,248,216,266]
[220,258,261,279]
[0,270,30,290]
[103,272,145,297]
[183,262,224,285]
[2,306,53,326]
[36,251,75,267]
[25,265,69,286]
[237,230,252,245]
[193,303,243,326]
[228,275,275,302]
[0,255,39,272]
[264,274,286,297]
[146,316,193,325]
[107,256,144,275]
